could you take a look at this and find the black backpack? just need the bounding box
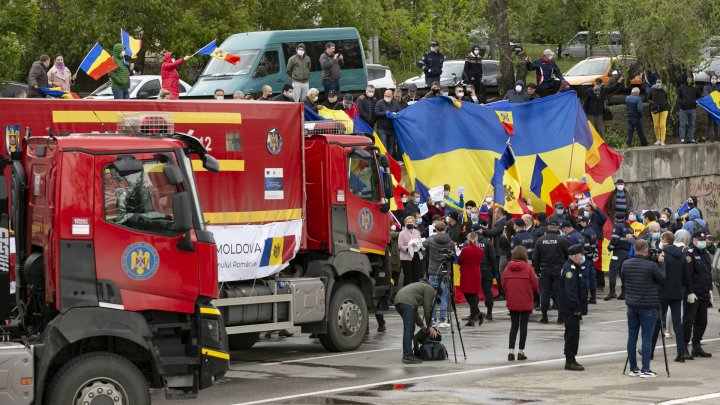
[417,340,448,361]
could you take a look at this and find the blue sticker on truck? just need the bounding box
[358,208,374,233]
[121,242,160,281]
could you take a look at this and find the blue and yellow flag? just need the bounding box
[698,91,720,125]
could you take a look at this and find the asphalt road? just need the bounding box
[153,296,720,404]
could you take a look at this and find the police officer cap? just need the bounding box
[561,220,573,228]
[448,211,460,221]
[554,201,564,208]
[692,230,707,239]
[568,244,584,255]
[548,218,560,226]
[614,212,626,220]
[430,41,440,47]
[513,218,525,227]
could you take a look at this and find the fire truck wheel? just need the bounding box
[319,283,367,352]
[47,352,149,405]
[228,332,261,350]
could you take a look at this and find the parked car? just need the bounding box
[367,63,396,90]
[564,56,644,104]
[561,31,628,58]
[399,59,500,94]
[85,75,191,99]
[693,56,720,88]
[1,82,28,98]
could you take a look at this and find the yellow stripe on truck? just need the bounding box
[204,209,303,224]
[202,348,230,360]
[191,160,245,172]
[52,111,242,124]
[199,307,221,316]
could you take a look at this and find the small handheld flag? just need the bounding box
[78,43,117,80]
[495,111,514,136]
[121,29,142,58]
[196,40,241,65]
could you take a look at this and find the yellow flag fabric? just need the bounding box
[318,107,353,134]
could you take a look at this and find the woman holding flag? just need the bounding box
[47,53,77,92]
[161,52,191,100]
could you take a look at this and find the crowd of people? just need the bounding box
[389,180,718,378]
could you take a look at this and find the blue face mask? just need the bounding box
[414,197,421,204]
[584,211,590,219]
[579,255,586,264]
[471,214,479,221]
[696,241,707,250]
[416,217,423,225]
[556,209,563,215]
[651,232,660,240]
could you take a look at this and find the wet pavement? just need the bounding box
[153,297,720,404]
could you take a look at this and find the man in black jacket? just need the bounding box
[622,239,665,378]
[418,41,444,87]
[356,85,377,125]
[559,244,588,371]
[27,55,51,98]
[650,232,689,361]
[422,222,456,327]
[483,206,509,298]
[374,89,400,159]
[677,74,702,143]
[463,44,484,102]
[533,218,570,323]
[583,76,623,137]
[683,231,714,359]
[605,221,633,301]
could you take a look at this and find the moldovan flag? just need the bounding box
[491,145,525,214]
[530,155,573,215]
[197,40,241,65]
[78,43,117,80]
[259,235,296,267]
[495,111,514,136]
[121,29,142,58]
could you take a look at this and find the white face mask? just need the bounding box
[485,197,493,203]
[366,92,374,98]
[629,214,637,221]
[216,96,224,100]
[287,92,293,97]
[121,50,126,58]
[712,79,718,84]
[515,85,522,93]
[547,54,554,60]
[312,96,318,102]
[456,91,464,98]
[442,92,449,96]
[473,50,479,56]
[384,97,392,103]
[616,185,624,191]
[297,50,305,56]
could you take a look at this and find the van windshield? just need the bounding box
[200,50,260,77]
[566,59,610,76]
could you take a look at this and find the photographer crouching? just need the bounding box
[423,221,456,327]
[395,280,438,364]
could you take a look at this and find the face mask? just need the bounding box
[652,232,660,240]
[216,96,224,100]
[547,55,554,60]
[329,98,337,103]
[121,50,126,58]
[661,216,669,222]
[473,50,479,56]
[402,197,408,203]
[688,201,695,207]
[584,211,590,219]
[616,185,624,191]
[344,102,352,108]
[313,96,318,102]
[366,92,374,98]
[556,209,563,215]
[56,62,64,68]
[287,92,293,98]
[658,242,665,249]
[414,197,420,204]
[442,92,449,96]
[406,224,414,230]
[456,91,464,98]
[654,83,662,89]
[485,197,493,204]
[579,255,586,264]
[384,97,392,103]
[696,241,707,250]
[471,214,479,221]
[431,47,438,52]
[712,79,718,85]
[515,85,522,93]
[629,214,637,221]
[416,217,423,225]
[432,89,439,94]
[297,50,305,56]
[446,216,451,223]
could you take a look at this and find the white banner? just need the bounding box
[209,219,303,282]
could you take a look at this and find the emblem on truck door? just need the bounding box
[121,242,160,281]
[266,128,282,155]
[358,208,374,233]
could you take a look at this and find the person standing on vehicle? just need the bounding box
[625,87,648,147]
[533,218,570,324]
[558,244,589,371]
[395,281,438,364]
[375,89,400,159]
[286,43,311,102]
[319,42,343,95]
[504,80,529,103]
[47,53,76,93]
[683,231,714,359]
[678,74,702,143]
[417,41,444,88]
[649,78,670,145]
[463,45,484,103]
[458,232,485,326]
[27,55,51,98]
[160,52,190,100]
[583,76,623,137]
[108,44,131,99]
[525,49,563,97]
[502,246,539,361]
[622,239,665,378]
[356,85,377,126]
[702,74,720,142]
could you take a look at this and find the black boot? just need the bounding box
[604,287,616,301]
[485,309,492,321]
[692,345,712,358]
[588,292,597,304]
[683,346,695,360]
[564,357,584,371]
[617,286,625,300]
[540,311,549,324]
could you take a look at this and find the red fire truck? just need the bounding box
[0,98,392,402]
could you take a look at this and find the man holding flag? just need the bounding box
[108,44,131,99]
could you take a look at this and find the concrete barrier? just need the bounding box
[613,143,720,234]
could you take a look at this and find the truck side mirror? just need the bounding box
[163,164,185,186]
[202,155,220,173]
[383,172,394,201]
[173,191,193,233]
[113,156,143,176]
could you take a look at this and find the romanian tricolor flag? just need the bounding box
[78,43,117,80]
[530,155,573,215]
[698,91,720,125]
[495,111,514,136]
[259,235,296,267]
[121,29,142,58]
[197,40,241,65]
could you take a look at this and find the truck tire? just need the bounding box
[228,332,260,350]
[47,352,149,405]
[319,283,367,352]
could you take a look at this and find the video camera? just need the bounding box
[648,248,661,263]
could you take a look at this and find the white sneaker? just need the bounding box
[640,369,657,378]
[654,141,661,145]
[437,322,451,328]
[664,331,672,339]
[628,368,642,377]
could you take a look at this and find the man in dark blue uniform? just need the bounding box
[511,218,536,257]
[605,219,633,301]
[559,244,589,371]
[533,218,569,323]
[417,41,445,87]
[683,231,714,359]
[578,216,599,304]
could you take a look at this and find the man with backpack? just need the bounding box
[395,281,439,364]
[682,208,709,234]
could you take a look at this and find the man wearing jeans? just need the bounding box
[625,87,648,147]
[677,74,701,143]
[394,281,438,364]
[319,42,343,95]
[622,240,665,378]
[423,221,455,327]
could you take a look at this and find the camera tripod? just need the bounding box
[433,259,467,363]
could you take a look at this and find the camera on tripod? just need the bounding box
[438,249,455,276]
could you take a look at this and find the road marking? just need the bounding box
[237,337,720,405]
[259,348,396,366]
[656,392,720,405]
[598,319,627,324]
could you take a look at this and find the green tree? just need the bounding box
[0,1,39,84]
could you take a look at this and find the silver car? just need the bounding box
[399,60,500,93]
[86,75,191,99]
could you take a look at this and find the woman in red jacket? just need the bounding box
[501,246,539,361]
[458,232,485,326]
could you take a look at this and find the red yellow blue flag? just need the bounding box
[78,43,117,80]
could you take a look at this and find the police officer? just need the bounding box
[578,215,599,304]
[532,218,569,323]
[511,218,536,257]
[605,218,633,301]
[417,41,445,87]
[559,244,589,371]
[683,231,713,359]
[561,221,583,246]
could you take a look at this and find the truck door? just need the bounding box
[345,150,388,255]
[93,153,199,313]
